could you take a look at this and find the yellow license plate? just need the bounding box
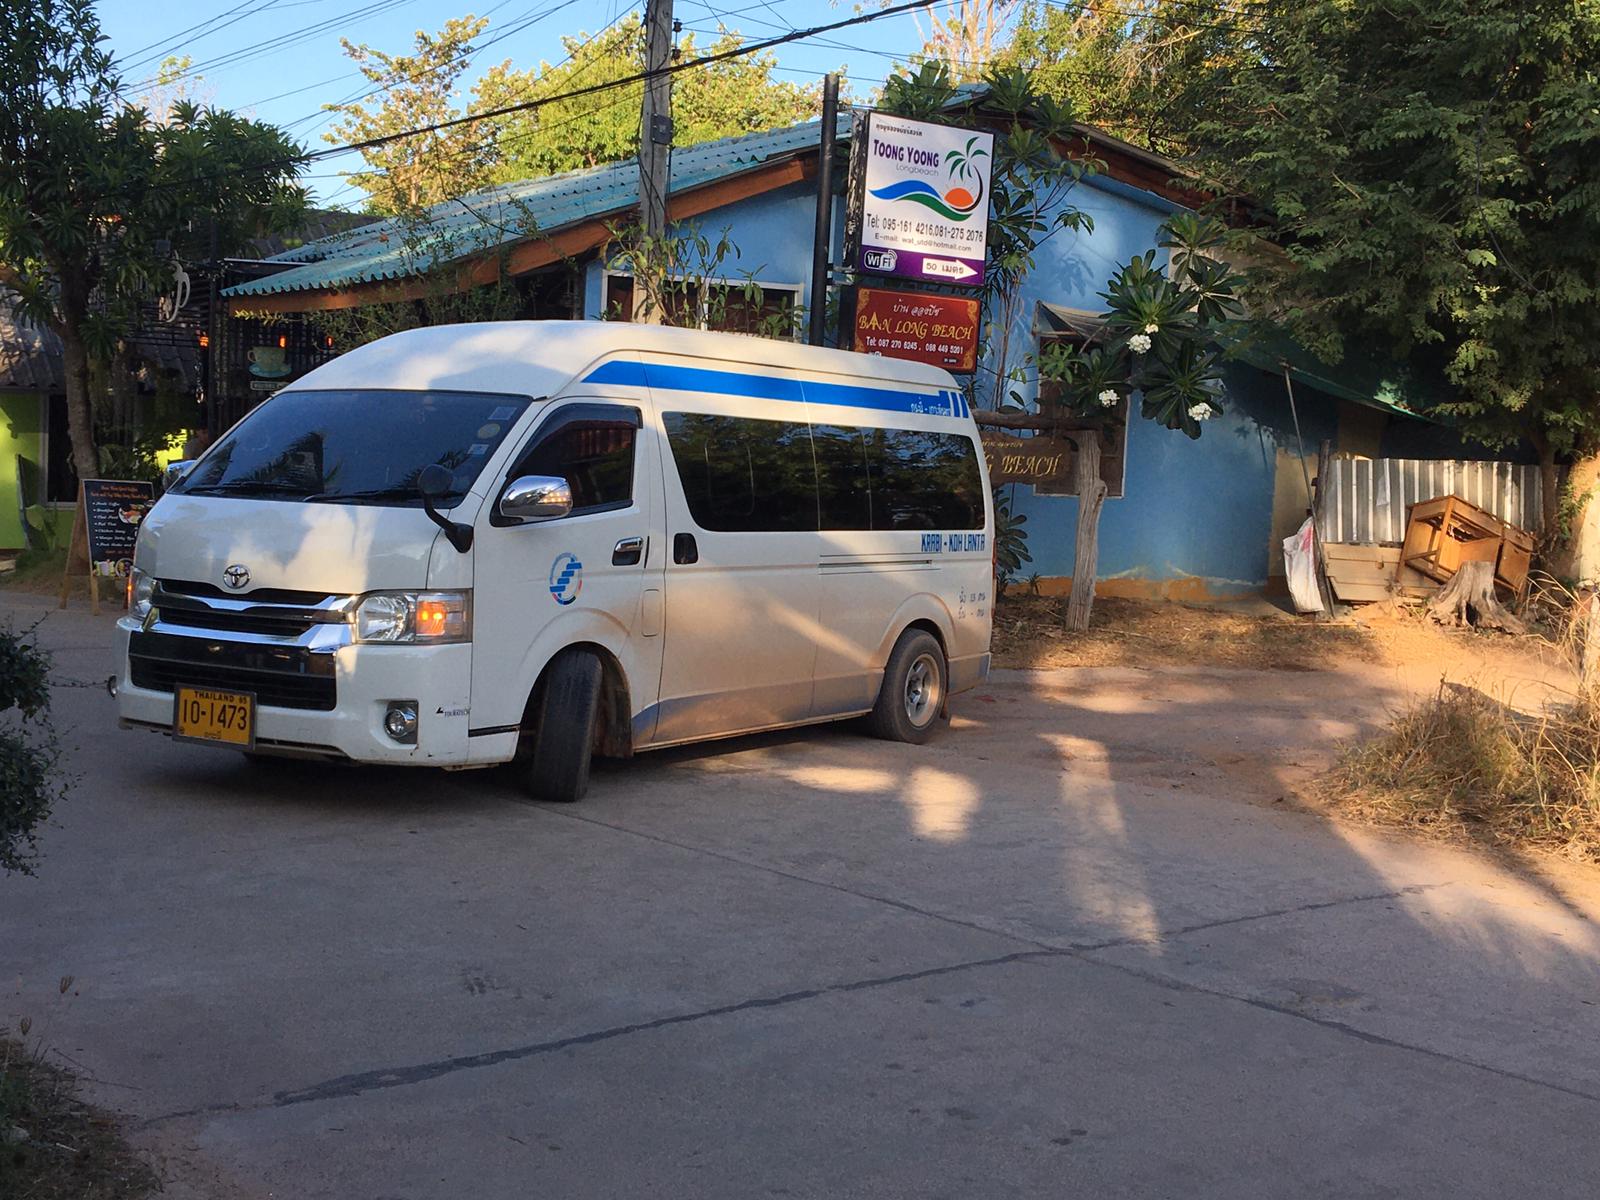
[173,686,255,747]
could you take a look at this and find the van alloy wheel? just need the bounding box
[904,652,941,727]
[868,629,947,745]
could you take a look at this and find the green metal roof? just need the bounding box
[1227,328,1444,422]
[223,117,851,301]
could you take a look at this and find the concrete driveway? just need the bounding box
[5,592,1599,1198]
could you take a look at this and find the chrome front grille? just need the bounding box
[131,581,354,711]
[152,580,350,638]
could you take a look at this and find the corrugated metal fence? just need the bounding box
[1323,458,1543,544]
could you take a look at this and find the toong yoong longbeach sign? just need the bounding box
[850,111,994,288]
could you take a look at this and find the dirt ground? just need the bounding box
[990,593,1590,873]
[993,593,1577,691]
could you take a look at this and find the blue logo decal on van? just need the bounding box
[549,553,583,605]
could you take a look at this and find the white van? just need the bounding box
[115,322,994,801]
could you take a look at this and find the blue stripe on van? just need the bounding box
[581,359,968,420]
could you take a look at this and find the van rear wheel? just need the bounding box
[519,649,602,803]
[868,629,946,744]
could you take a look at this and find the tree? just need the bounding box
[1038,214,1243,629]
[1189,0,1600,533]
[912,0,1021,82]
[325,16,495,215]
[998,0,1252,152]
[475,16,821,179]
[875,64,1243,630]
[0,0,308,484]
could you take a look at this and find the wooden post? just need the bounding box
[57,483,100,615]
[1065,431,1108,633]
[1312,438,1338,615]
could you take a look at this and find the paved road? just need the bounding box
[5,592,1600,1198]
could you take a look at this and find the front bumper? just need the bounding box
[114,615,506,766]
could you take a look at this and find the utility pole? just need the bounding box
[808,73,840,348]
[637,0,675,324]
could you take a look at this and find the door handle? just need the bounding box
[612,536,645,566]
[673,532,698,565]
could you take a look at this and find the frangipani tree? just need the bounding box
[1038,213,1244,629]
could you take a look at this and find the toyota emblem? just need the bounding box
[222,564,251,590]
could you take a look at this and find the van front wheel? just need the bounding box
[519,649,602,802]
[868,630,946,744]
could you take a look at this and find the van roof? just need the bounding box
[288,321,961,401]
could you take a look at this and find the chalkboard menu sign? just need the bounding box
[83,479,154,576]
[58,478,155,614]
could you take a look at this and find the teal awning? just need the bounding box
[1225,328,1443,423]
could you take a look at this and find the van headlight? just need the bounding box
[128,568,156,618]
[352,591,472,644]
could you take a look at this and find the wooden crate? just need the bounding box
[1401,493,1535,596]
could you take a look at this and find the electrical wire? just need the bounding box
[120,0,424,92]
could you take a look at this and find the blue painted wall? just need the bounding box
[584,173,1348,593]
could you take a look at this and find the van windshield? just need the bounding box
[173,389,531,505]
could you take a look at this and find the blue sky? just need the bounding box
[93,0,932,207]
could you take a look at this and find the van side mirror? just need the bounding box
[499,475,573,524]
[163,459,194,490]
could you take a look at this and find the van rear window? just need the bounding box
[662,413,984,533]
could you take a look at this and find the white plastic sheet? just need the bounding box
[1283,516,1325,613]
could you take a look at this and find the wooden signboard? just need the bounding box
[851,286,981,372]
[58,478,155,614]
[981,409,1128,500]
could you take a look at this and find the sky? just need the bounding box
[93,0,936,208]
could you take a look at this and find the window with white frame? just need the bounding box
[602,271,802,340]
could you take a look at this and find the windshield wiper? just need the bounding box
[181,481,314,498]
[305,486,456,505]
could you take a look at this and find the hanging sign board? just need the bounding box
[849,111,993,287]
[982,433,1074,491]
[58,478,155,613]
[851,287,980,372]
[981,408,1129,500]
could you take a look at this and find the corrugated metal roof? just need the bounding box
[223,117,851,300]
[0,300,63,391]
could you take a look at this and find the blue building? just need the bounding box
[222,112,1462,599]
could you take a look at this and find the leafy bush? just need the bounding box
[0,629,65,875]
[992,489,1032,591]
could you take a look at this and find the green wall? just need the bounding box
[0,389,46,552]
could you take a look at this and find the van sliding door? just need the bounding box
[650,409,821,744]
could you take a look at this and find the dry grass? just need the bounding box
[0,1035,158,1200]
[0,548,70,597]
[992,594,1380,672]
[1322,684,1600,862]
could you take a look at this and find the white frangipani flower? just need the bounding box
[1188,402,1215,421]
[1128,333,1152,354]
[1143,323,1159,334]
[1097,388,1118,407]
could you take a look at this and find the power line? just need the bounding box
[120,0,276,72]
[120,0,424,93]
[276,0,572,130]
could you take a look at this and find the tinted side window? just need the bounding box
[514,410,637,514]
[864,429,985,531]
[811,424,872,531]
[663,413,817,532]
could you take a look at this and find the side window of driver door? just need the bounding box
[511,407,640,516]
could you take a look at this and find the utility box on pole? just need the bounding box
[637,0,675,324]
